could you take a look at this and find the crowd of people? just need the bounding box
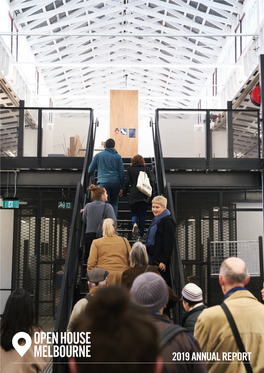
[2,138,264,373]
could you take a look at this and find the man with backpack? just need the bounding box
[131,272,207,373]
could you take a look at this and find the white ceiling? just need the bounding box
[10,0,244,118]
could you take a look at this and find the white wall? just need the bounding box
[236,203,263,241]
[0,200,14,314]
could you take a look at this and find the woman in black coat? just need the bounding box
[146,195,176,287]
[123,155,154,240]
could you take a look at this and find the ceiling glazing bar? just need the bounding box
[0,32,260,38]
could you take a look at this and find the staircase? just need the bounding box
[117,157,155,243]
[78,157,156,298]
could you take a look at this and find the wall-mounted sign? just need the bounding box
[58,202,73,209]
[2,200,19,209]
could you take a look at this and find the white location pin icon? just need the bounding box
[12,332,32,357]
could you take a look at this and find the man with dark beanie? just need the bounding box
[88,138,125,217]
[131,272,207,373]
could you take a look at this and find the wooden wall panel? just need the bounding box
[110,90,138,157]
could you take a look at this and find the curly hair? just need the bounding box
[131,154,145,166]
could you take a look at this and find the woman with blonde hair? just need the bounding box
[121,242,179,304]
[146,195,176,288]
[123,154,154,240]
[81,184,116,261]
[87,218,131,285]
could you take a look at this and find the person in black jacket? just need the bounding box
[181,283,206,335]
[146,195,176,287]
[123,155,154,240]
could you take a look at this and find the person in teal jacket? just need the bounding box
[88,138,125,217]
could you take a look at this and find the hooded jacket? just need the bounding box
[88,148,125,188]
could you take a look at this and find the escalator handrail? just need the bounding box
[54,113,97,341]
[166,182,185,291]
[151,115,185,322]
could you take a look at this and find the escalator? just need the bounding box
[53,118,185,372]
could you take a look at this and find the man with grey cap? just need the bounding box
[181,283,206,335]
[67,268,109,332]
[131,272,207,373]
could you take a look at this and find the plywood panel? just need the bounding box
[110,90,138,157]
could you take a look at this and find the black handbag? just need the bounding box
[96,204,107,238]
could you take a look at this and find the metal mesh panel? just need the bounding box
[183,263,208,304]
[176,192,237,305]
[201,220,209,261]
[12,190,75,322]
[223,206,236,241]
[210,240,260,276]
[178,222,186,260]
[39,194,74,318]
[12,212,37,293]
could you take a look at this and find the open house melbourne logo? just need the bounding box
[12,331,92,358]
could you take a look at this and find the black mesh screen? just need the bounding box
[176,191,237,305]
[12,189,75,322]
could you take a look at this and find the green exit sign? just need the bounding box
[3,200,19,209]
[58,202,73,209]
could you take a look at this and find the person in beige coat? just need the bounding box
[87,218,131,285]
[194,257,264,373]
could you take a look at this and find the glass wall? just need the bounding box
[158,111,206,158]
[0,107,92,158]
[42,109,91,157]
[157,109,260,159]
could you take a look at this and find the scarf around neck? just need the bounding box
[146,209,170,246]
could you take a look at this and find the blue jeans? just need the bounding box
[98,182,120,217]
[131,201,149,237]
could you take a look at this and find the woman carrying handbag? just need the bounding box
[123,155,154,240]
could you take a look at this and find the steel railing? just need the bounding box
[151,116,185,323]
[53,114,98,373]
